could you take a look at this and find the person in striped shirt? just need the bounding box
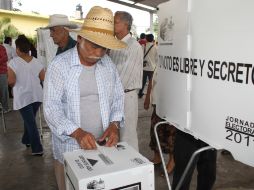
[109,11,143,151]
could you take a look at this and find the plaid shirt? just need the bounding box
[43,47,124,163]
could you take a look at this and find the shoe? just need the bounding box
[32,151,44,156]
[25,144,31,148]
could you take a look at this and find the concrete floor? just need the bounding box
[0,98,254,190]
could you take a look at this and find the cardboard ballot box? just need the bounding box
[63,142,154,190]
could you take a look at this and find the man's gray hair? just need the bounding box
[115,11,133,31]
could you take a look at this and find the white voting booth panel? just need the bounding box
[63,142,154,190]
[156,0,254,167]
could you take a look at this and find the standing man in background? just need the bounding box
[43,14,78,55]
[109,11,143,151]
[138,34,158,98]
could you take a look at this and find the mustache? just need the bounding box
[87,56,101,60]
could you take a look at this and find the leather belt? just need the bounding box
[124,89,136,93]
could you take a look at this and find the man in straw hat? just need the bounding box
[43,14,78,55]
[43,6,126,190]
[109,11,143,151]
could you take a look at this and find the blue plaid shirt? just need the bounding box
[43,46,124,163]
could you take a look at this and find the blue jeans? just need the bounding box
[138,71,154,97]
[19,102,43,153]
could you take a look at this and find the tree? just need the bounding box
[145,15,159,39]
[0,17,20,43]
[153,16,159,38]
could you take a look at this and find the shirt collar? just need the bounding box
[121,33,131,43]
[56,36,76,55]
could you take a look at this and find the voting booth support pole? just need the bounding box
[154,121,172,190]
[175,146,215,190]
[155,121,215,190]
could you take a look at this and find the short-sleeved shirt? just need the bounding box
[8,57,44,110]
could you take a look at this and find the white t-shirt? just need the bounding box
[8,57,44,110]
[3,44,17,62]
[143,42,158,72]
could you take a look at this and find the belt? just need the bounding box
[124,89,136,93]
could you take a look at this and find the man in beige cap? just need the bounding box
[43,6,126,190]
[44,14,78,55]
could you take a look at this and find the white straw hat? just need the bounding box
[44,14,78,29]
[69,6,127,50]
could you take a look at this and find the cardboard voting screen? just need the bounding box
[156,0,254,167]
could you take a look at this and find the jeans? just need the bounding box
[19,102,43,153]
[0,74,9,111]
[138,70,153,97]
[172,130,217,190]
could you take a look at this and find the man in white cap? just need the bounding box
[43,6,126,190]
[44,14,78,55]
[109,11,143,151]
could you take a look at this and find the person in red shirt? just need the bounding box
[138,33,147,46]
[0,44,9,112]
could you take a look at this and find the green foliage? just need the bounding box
[26,35,37,46]
[153,16,159,38]
[0,17,20,43]
[143,14,158,40]
[131,24,138,39]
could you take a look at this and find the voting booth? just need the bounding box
[63,142,154,190]
[156,0,254,167]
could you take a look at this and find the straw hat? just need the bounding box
[44,14,78,29]
[69,6,127,50]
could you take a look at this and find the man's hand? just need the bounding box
[98,122,119,147]
[70,128,97,150]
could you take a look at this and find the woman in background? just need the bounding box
[144,68,176,176]
[7,35,45,156]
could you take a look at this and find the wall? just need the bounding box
[0,9,82,36]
